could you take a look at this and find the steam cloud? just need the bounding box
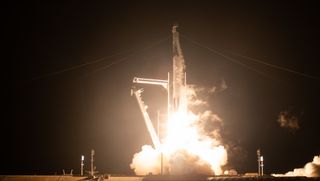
[130,145,160,175]
[283,155,320,177]
[277,111,299,131]
[130,85,227,175]
[209,78,228,94]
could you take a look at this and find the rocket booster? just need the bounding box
[131,25,187,149]
[171,25,187,113]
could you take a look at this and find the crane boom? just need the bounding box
[133,77,168,89]
[131,88,161,150]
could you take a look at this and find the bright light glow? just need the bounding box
[81,155,84,161]
[161,109,227,175]
[130,86,228,175]
[131,28,227,175]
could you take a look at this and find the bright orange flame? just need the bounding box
[130,87,227,175]
[160,110,227,175]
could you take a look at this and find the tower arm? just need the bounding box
[133,77,168,90]
[131,87,161,150]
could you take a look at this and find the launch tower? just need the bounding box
[131,25,187,150]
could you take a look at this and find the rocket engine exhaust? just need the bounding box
[130,25,227,175]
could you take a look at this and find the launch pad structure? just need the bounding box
[130,25,273,178]
[2,26,318,181]
[131,25,187,175]
[131,25,187,150]
[131,25,188,175]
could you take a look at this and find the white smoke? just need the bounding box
[187,85,208,107]
[285,155,320,177]
[273,155,320,177]
[209,78,228,94]
[169,150,213,175]
[130,145,161,175]
[277,111,299,131]
[218,78,228,92]
[130,85,227,175]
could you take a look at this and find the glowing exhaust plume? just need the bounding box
[130,86,228,175]
[131,25,227,175]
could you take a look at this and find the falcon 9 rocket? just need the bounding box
[171,25,187,114]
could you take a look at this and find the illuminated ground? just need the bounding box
[143,175,319,181]
[1,175,319,181]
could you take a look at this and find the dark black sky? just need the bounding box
[4,0,320,175]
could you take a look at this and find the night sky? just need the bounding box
[4,1,320,175]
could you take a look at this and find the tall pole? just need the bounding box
[157,110,164,175]
[91,149,94,177]
[157,110,160,139]
[81,155,84,176]
[261,156,264,176]
[167,72,170,120]
[257,149,261,176]
[161,152,163,175]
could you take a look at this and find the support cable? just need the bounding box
[181,34,319,81]
[31,36,169,80]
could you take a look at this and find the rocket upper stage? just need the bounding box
[172,25,187,113]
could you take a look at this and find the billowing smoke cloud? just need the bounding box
[130,85,228,175]
[187,85,209,107]
[277,111,299,131]
[208,78,228,94]
[283,155,320,177]
[130,145,161,175]
[169,150,213,175]
[187,79,227,108]
[187,86,224,144]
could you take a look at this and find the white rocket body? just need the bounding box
[171,25,187,113]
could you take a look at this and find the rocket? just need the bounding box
[131,25,188,149]
[170,25,187,113]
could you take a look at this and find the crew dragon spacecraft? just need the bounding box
[131,25,187,150]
